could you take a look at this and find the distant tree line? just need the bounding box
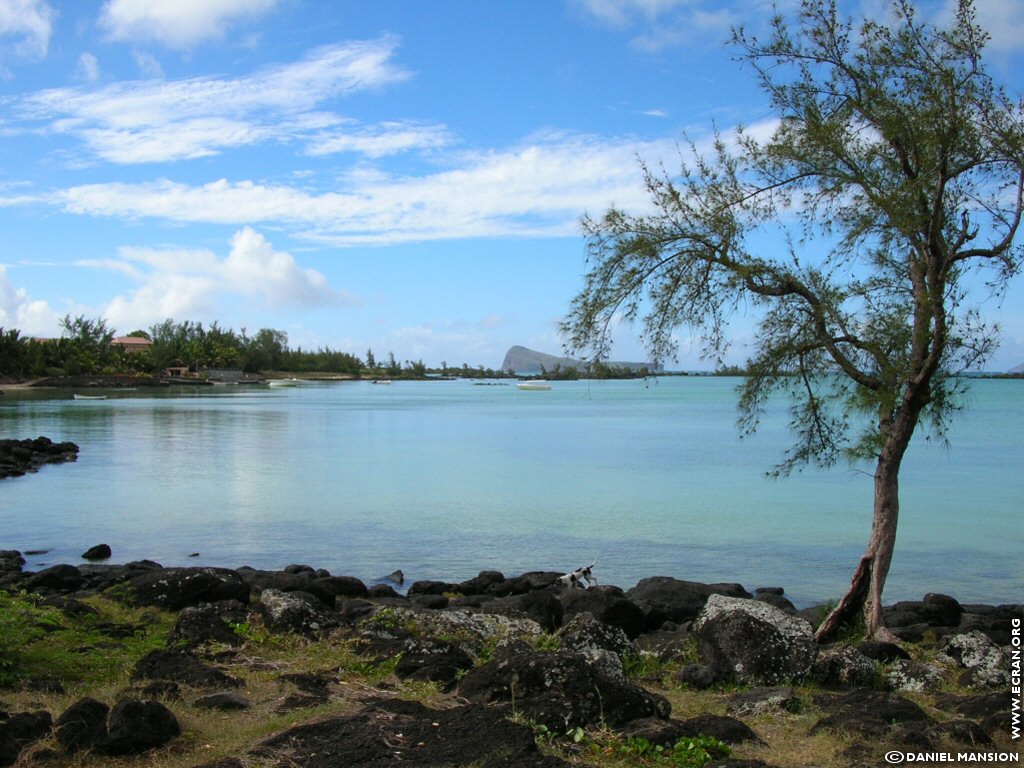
[0,316,362,378]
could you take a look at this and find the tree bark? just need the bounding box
[815,441,905,644]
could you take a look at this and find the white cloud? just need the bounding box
[51,133,671,244]
[0,0,54,63]
[132,50,164,78]
[223,227,338,307]
[75,52,100,82]
[572,0,739,50]
[0,265,60,335]
[575,0,689,27]
[305,121,453,158]
[99,0,279,50]
[84,228,355,332]
[14,38,410,163]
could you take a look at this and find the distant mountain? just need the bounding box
[1009,362,1024,374]
[500,345,658,375]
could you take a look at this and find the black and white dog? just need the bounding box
[557,562,597,590]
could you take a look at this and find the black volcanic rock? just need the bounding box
[0,437,79,479]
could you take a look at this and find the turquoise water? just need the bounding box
[1,377,1021,607]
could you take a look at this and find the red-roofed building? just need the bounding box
[111,336,152,353]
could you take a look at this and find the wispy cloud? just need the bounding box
[10,38,411,163]
[99,0,280,50]
[81,227,357,331]
[572,0,738,51]
[75,52,100,82]
[50,133,673,245]
[304,121,453,158]
[0,0,54,66]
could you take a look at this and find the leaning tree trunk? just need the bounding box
[815,435,909,644]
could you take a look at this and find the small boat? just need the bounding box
[268,378,299,388]
[371,379,392,385]
[517,380,551,391]
[73,394,108,400]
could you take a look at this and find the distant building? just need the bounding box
[111,336,152,353]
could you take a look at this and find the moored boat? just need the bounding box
[516,380,551,391]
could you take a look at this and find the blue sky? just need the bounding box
[1,0,1023,371]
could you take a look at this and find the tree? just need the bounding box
[60,314,116,374]
[562,0,1022,641]
[0,328,28,377]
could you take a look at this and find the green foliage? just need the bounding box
[563,0,1022,475]
[561,0,1023,636]
[531,633,561,652]
[0,591,172,688]
[530,721,730,768]
[604,735,730,767]
[345,654,401,683]
[623,651,671,679]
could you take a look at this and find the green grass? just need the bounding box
[2,589,1019,768]
[0,590,173,689]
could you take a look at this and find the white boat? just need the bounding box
[517,380,551,391]
[73,394,107,400]
[268,378,299,387]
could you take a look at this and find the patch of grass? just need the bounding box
[532,723,730,768]
[359,606,422,635]
[531,633,561,652]
[0,590,173,690]
[623,650,678,682]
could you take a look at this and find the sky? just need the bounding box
[1,0,1023,372]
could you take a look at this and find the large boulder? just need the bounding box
[131,649,241,689]
[626,577,751,630]
[54,697,109,753]
[940,631,1010,687]
[456,570,506,595]
[810,645,878,688]
[479,589,563,633]
[166,600,249,649]
[102,699,180,755]
[237,569,335,607]
[357,606,542,658]
[258,588,340,635]
[622,714,762,747]
[77,560,163,592]
[692,594,817,685]
[457,650,670,731]
[253,697,574,767]
[883,593,963,629]
[884,659,946,693]
[116,568,250,610]
[20,564,82,594]
[557,612,636,680]
[81,544,112,561]
[311,575,369,600]
[559,585,646,639]
[393,637,475,689]
[504,571,564,594]
[810,689,934,737]
[0,711,52,767]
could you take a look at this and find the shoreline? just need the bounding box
[3,549,1020,637]
[0,549,1019,768]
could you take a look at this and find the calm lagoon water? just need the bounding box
[2,376,1021,607]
